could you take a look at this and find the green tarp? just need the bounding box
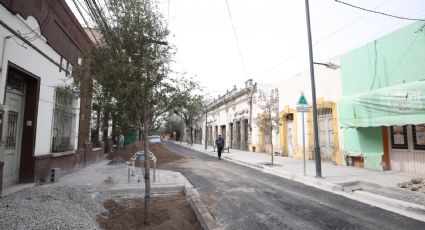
[339,80,425,128]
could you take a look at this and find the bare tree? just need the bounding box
[255,88,279,165]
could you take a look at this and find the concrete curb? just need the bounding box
[352,190,425,222]
[265,167,343,191]
[219,154,342,192]
[185,186,221,230]
[97,184,186,197]
[169,169,221,230]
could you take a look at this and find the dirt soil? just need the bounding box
[150,144,185,166]
[107,141,144,161]
[97,195,202,230]
[107,141,184,166]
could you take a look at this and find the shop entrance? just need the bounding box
[388,125,425,174]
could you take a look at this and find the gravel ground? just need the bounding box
[0,184,105,230]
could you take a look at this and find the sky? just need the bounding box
[66,0,425,96]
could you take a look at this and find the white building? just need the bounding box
[195,79,258,151]
[0,0,97,192]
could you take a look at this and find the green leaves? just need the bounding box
[84,0,201,136]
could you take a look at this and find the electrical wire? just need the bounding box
[254,1,425,79]
[11,0,57,46]
[75,0,92,23]
[335,0,425,22]
[253,0,392,78]
[224,0,248,78]
[72,0,100,45]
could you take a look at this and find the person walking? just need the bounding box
[215,134,225,159]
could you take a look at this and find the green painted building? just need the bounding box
[339,22,425,174]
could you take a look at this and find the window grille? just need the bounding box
[52,89,76,152]
[6,111,19,149]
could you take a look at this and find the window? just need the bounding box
[413,124,425,150]
[390,125,408,149]
[286,113,294,122]
[7,70,25,92]
[52,89,77,152]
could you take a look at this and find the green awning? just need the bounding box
[339,80,425,128]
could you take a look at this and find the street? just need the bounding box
[163,142,424,230]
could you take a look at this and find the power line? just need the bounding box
[72,0,99,44]
[253,0,392,78]
[224,0,248,78]
[335,0,425,21]
[254,1,425,79]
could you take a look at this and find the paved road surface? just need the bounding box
[162,142,424,230]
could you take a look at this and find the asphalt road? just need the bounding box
[162,142,424,230]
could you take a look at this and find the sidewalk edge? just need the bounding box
[184,185,221,230]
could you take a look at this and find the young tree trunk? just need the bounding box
[143,112,151,225]
[270,122,274,165]
[102,111,109,153]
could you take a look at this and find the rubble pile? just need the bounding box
[0,185,104,230]
[397,178,425,193]
[107,141,145,161]
[150,144,184,165]
[107,141,184,166]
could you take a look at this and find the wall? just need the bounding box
[0,5,79,155]
[340,21,425,170]
[343,127,383,170]
[341,22,425,95]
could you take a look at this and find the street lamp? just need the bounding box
[313,62,340,70]
[304,1,341,177]
[304,0,322,177]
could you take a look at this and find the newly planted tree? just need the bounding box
[81,0,176,224]
[255,88,280,165]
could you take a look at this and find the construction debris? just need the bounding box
[397,178,425,193]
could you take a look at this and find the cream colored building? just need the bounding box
[277,58,345,165]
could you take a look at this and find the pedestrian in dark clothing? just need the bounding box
[215,135,225,159]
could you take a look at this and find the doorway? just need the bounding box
[389,125,425,174]
[2,64,39,186]
[318,108,334,162]
[220,125,226,143]
[286,114,294,157]
[2,72,25,186]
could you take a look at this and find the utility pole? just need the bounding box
[304,0,322,177]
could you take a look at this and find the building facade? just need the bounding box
[276,58,345,164]
[0,0,98,192]
[200,79,257,151]
[339,21,425,174]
